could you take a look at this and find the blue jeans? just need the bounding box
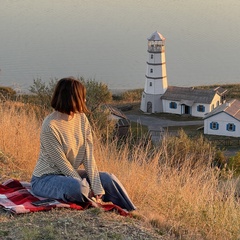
[31,171,136,211]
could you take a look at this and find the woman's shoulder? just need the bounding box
[75,113,90,128]
[41,112,59,131]
[75,112,88,121]
[43,111,56,123]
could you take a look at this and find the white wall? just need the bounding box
[144,47,168,95]
[140,92,163,113]
[162,93,222,117]
[162,100,181,114]
[191,103,210,117]
[204,112,240,137]
[163,100,210,117]
[144,79,167,95]
[140,92,146,112]
[146,65,166,79]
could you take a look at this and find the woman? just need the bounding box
[31,77,135,211]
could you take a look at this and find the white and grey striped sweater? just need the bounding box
[32,111,105,195]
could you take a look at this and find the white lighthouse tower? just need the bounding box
[140,31,168,113]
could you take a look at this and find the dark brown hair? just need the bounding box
[51,77,89,114]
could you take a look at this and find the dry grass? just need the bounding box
[94,134,240,239]
[1,101,240,239]
[0,101,45,180]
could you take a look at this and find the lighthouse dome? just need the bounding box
[148,31,165,41]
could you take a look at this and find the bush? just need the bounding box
[28,77,115,139]
[0,86,16,101]
[28,78,58,109]
[80,78,112,112]
[28,77,112,112]
[121,89,143,102]
[227,151,240,176]
[88,107,116,142]
[159,130,215,169]
[213,150,227,168]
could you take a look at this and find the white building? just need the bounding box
[140,31,227,117]
[204,99,240,137]
[161,86,226,118]
[140,31,168,113]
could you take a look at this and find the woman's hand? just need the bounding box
[88,190,102,201]
[95,194,103,200]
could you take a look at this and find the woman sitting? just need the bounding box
[31,77,136,211]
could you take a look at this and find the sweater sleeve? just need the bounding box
[82,118,105,196]
[41,128,81,179]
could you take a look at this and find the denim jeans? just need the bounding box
[31,171,136,211]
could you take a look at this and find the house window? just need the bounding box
[149,82,152,87]
[226,123,236,132]
[169,102,177,109]
[216,101,220,107]
[197,105,205,112]
[151,54,153,59]
[150,69,153,73]
[210,122,219,130]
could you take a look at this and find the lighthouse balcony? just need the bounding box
[148,46,164,53]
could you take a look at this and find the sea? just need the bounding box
[0,0,239,93]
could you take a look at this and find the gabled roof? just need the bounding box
[214,86,228,95]
[104,105,128,119]
[161,86,219,104]
[103,105,130,128]
[204,99,240,121]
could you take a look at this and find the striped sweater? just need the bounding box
[32,111,105,196]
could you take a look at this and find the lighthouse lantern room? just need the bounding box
[140,31,168,113]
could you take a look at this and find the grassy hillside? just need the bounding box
[1,101,240,239]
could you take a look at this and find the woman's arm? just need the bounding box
[82,118,105,196]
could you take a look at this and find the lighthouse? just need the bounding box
[140,31,168,113]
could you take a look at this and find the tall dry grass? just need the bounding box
[0,101,240,239]
[0,101,45,179]
[94,135,240,239]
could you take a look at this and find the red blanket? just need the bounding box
[0,179,129,216]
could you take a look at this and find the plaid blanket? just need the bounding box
[0,179,129,216]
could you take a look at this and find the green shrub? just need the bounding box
[0,86,16,101]
[213,150,227,168]
[227,151,240,176]
[28,77,115,139]
[121,89,143,102]
[80,77,112,112]
[160,130,215,169]
[28,78,57,108]
[88,107,116,141]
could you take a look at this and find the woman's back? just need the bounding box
[33,111,91,177]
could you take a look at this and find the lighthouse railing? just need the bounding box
[148,46,163,52]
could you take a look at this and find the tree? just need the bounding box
[29,77,112,111]
[28,77,114,138]
[79,78,112,112]
[28,78,58,108]
[78,78,114,139]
